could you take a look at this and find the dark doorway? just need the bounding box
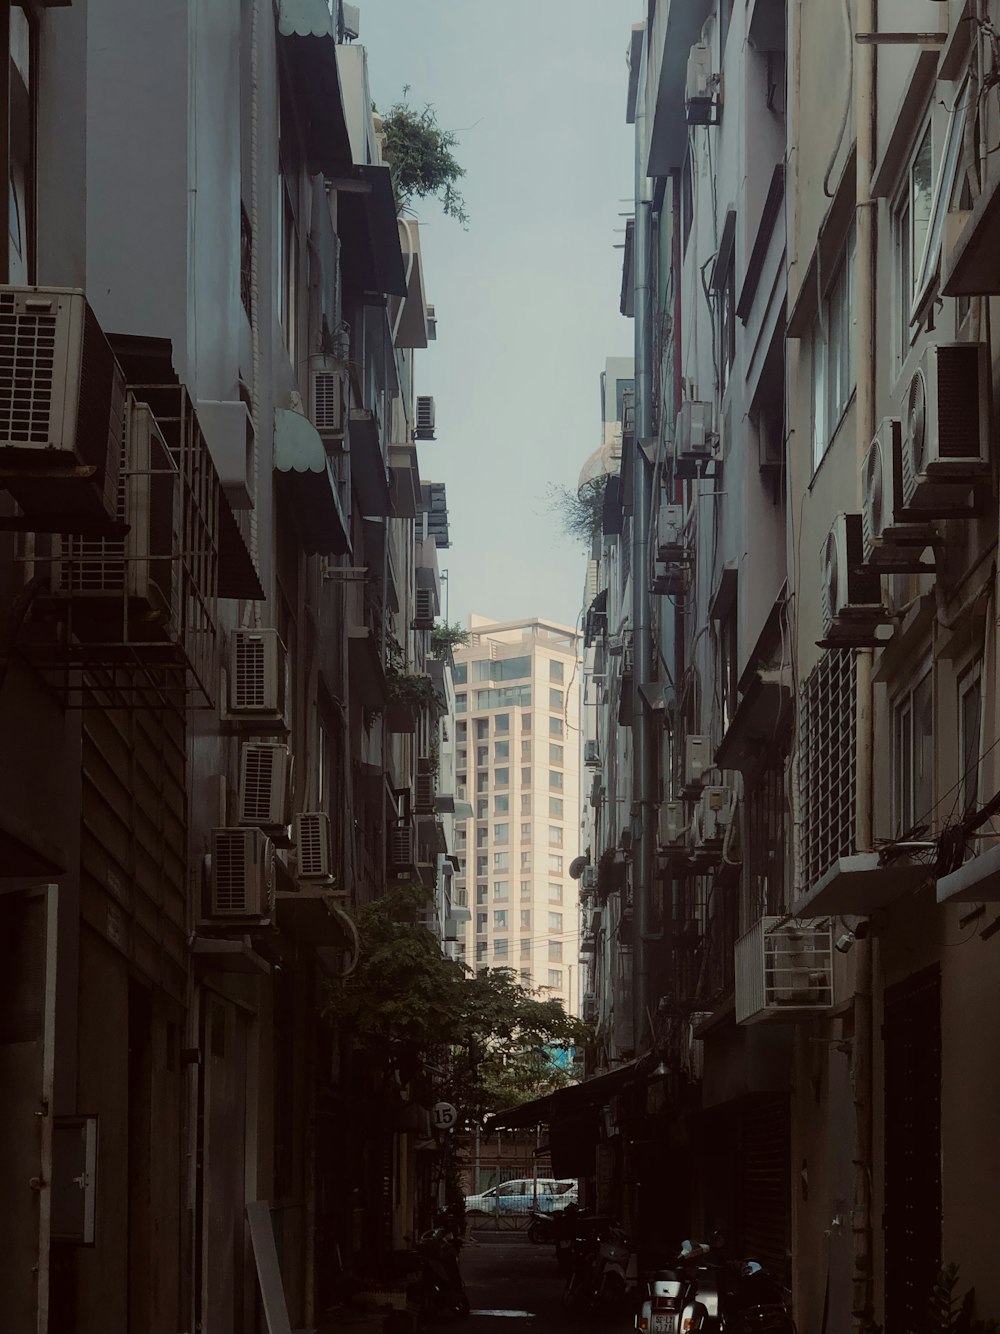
[883,965,941,1333]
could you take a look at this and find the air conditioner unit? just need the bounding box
[388,822,415,868]
[899,341,989,516]
[685,44,719,124]
[51,397,179,631]
[228,629,287,722]
[582,991,598,1023]
[695,785,734,846]
[238,742,293,830]
[581,865,598,891]
[412,585,435,630]
[0,284,126,524]
[209,827,275,918]
[308,355,345,447]
[414,770,436,813]
[584,739,600,767]
[656,500,685,562]
[674,400,714,478]
[683,735,711,788]
[861,417,936,572]
[820,513,892,645]
[657,800,686,849]
[415,395,436,440]
[736,917,834,1023]
[294,811,333,881]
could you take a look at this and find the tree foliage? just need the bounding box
[546,477,607,549]
[378,93,468,226]
[430,620,470,659]
[324,884,587,1123]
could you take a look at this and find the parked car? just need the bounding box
[464,1177,578,1216]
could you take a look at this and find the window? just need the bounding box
[521,714,531,733]
[521,794,532,815]
[892,668,933,837]
[493,851,509,870]
[457,721,467,741]
[494,939,508,959]
[477,772,489,793]
[521,968,532,983]
[548,941,563,963]
[894,120,933,360]
[476,826,488,848]
[520,851,531,870]
[455,693,467,714]
[278,181,299,364]
[475,719,489,740]
[548,969,563,989]
[495,740,510,760]
[520,822,531,840]
[812,228,856,467]
[452,662,468,685]
[477,745,489,767]
[457,748,467,767]
[549,797,564,818]
[958,662,982,815]
[476,799,488,820]
[495,767,510,788]
[549,659,564,683]
[522,766,532,786]
[521,910,531,929]
[458,772,467,790]
[549,883,563,903]
[521,740,532,759]
[549,770,563,791]
[549,826,563,847]
[494,910,508,929]
[494,823,509,844]
[549,912,563,932]
[495,713,510,734]
[476,913,488,934]
[456,888,468,907]
[521,941,531,960]
[476,855,488,877]
[493,881,509,900]
[494,794,509,815]
[473,655,531,682]
[520,880,532,900]
[8,8,35,284]
[476,884,487,905]
[550,717,564,738]
[548,854,563,873]
[549,688,564,711]
[476,941,488,963]
[717,249,736,397]
[549,744,564,764]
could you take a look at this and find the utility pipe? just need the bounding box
[632,29,656,1051]
[852,0,876,1327]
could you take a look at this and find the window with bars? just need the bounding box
[799,651,857,891]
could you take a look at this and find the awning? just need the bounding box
[937,843,1000,904]
[486,1060,642,1132]
[349,409,391,517]
[218,499,267,600]
[276,0,353,177]
[336,164,407,299]
[791,853,932,918]
[715,666,792,775]
[274,408,351,556]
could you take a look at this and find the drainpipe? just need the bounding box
[853,0,876,1327]
[632,30,656,1050]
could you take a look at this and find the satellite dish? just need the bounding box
[568,855,588,881]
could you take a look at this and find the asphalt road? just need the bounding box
[456,1229,636,1333]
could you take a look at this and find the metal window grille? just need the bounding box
[799,651,857,891]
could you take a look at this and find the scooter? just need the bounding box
[722,1259,796,1334]
[412,1225,470,1321]
[634,1264,688,1333]
[562,1216,632,1314]
[674,1238,727,1332]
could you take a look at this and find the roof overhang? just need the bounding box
[791,853,933,917]
[273,408,351,556]
[389,443,421,518]
[646,0,714,176]
[277,0,353,176]
[392,221,431,348]
[937,843,1000,903]
[349,409,391,517]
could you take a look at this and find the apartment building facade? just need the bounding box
[451,616,582,1015]
[566,2,1000,1331]
[0,2,457,1331]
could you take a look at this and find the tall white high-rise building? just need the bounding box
[451,616,582,1015]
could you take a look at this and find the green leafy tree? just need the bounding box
[430,620,470,659]
[378,92,468,226]
[324,884,587,1124]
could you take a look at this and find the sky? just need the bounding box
[359,1,637,632]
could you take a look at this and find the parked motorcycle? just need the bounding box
[562,1215,632,1314]
[721,1259,796,1334]
[672,1238,728,1332]
[412,1225,470,1321]
[527,1201,578,1246]
[674,1243,796,1333]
